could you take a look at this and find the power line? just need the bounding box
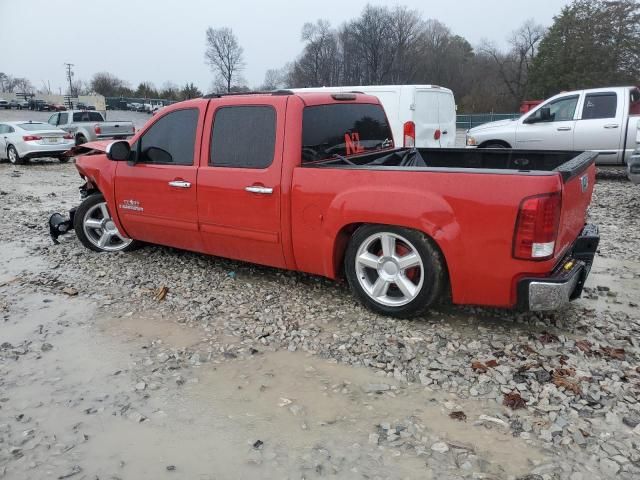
[64,63,74,97]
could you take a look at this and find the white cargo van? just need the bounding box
[291,85,457,148]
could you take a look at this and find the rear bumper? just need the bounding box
[96,133,134,140]
[19,142,76,158]
[517,224,599,311]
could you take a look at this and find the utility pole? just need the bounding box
[64,63,75,108]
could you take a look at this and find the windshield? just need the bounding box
[18,123,49,131]
[302,103,393,163]
[72,111,104,122]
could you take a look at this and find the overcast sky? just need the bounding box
[0,0,572,94]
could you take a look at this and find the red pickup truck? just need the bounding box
[50,91,599,318]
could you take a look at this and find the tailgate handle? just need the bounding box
[604,124,619,129]
[168,180,191,188]
[245,185,273,195]
[557,126,572,131]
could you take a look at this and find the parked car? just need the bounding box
[51,103,67,111]
[8,99,20,109]
[29,99,50,111]
[466,86,640,165]
[15,99,29,110]
[293,85,457,148]
[51,92,599,318]
[628,148,640,184]
[76,102,87,110]
[0,99,9,109]
[0,121,74,164]
[47,110,135,145]
[86,105,96,111]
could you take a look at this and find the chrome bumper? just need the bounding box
[527,265,583,310]
[517,224,599,311]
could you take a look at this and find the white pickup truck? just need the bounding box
[47,110,135,145]
[466,86,640,165]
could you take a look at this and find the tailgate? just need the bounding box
[100,121,134,136]
[554,151,598,257]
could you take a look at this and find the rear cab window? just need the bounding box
[302,103,394,164]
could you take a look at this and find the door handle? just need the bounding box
[168,180,191,188]
[442,130,448,135]
[557,126,572,131]
[604,124,619,129]
[245,185,273,195]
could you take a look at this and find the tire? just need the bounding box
[73,193,141,253]
[58,157,70,163]
[344,225,445,318]
[7,145,24,165]
[76,134,87,146]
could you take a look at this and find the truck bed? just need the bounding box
[306,147,597,182]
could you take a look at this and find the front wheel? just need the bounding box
[344,225,445,318]
[73,193,140,252]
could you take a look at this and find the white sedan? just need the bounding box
[0,121,75,164]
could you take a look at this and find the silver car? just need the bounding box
[0,121,75,164]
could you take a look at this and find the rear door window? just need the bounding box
[59,113,68,124]
[302,103,393,163]
[210,106,276,168]
[72,111,104,122]
[582,93,617,119]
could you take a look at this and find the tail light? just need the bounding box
[434,129,441,141]
[94,124,102,134]
[513,192,561,260]
[403,121,415,147]
[63,133,73,140]
[23,135,42,141]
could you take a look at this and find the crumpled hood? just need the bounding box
[62,140,120,157]
[469,118,518,134]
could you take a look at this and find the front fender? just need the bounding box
[74,155,128,237]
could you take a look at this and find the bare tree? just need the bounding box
[91,72,129,97]
[205,27,244,93]
[260,68,286,90]
[480,19,546,108]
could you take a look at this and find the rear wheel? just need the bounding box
[7,145,24,165]
[76,134,87,146]
[74,193,140,252]
[58,157,70,163]
[344,225,445,318]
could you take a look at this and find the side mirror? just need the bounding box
[106,140,131,161]
[539,107,552,122]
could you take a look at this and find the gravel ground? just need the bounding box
[0,142,639,478]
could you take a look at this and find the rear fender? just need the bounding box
[324,187,464,284]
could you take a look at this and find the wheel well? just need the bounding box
[334,223,452,301]
[478,139,511,148]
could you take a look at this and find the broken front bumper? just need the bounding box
[517,224,600,311]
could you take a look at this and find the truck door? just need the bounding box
[114,106,204,251]
[197,97,287,268]
[516,94,579,150]
[414,90,442,148]
[573,91,623,164]
[437,91,456,148]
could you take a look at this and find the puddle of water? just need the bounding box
[0,243,45,284]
